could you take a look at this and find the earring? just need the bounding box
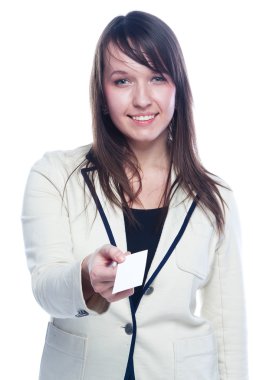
[168,116,175,142]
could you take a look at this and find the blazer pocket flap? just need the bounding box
[174,333,218,362]
[45,322,87,359]
[175,223,213,280]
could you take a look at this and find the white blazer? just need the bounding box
[21,145,248,380]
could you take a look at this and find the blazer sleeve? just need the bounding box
[201,189,249,380]
[21,151,98,318]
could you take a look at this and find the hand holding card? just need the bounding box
[112,250,148,294]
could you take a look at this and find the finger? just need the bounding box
[109,250,132,268]
[91,268,116,283]
[110,288,134,302]
[89,266,115,287]
[89,260,119,283]
[89,247,130,290]
[92,281,114,295]
[99,250,132,282]
[101,244,126,264]
[102,287,134,302]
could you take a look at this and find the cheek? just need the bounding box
[105,89,124,113]
[153,86,176,109]
[105,88,129,113]
[163,89,176,112]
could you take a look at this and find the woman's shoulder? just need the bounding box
[208,173,234,203]
[31,144,92,175]
[207,173,239,225]
[26,144,92,191]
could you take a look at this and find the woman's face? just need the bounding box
[103,44,176,149]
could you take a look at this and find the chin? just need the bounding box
[129,138,161,146]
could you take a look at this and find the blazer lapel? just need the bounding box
[144,186,189,284]
[93,174,128,253]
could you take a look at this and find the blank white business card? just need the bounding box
[112,250,148,294]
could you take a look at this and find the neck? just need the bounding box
[128,140,170,172]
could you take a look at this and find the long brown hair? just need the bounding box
[85,10,227,233]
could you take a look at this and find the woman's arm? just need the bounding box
[22,151,132,318]
[201,190,249,380]
[21,152,93,318]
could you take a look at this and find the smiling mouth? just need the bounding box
[128,113,158,121]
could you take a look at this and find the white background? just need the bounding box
[0,0,252,378]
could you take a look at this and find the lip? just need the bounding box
[128,112,158,118]
[127,113,159,125]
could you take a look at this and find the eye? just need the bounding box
[152,75,167,83]
[114,78,130,86]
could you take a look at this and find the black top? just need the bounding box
[123,207,167,311]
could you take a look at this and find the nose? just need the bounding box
[132,82,152,109]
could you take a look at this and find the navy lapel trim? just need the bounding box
[141,198,198,298]
[81,168,117,247]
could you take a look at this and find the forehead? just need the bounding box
[104,43,152,73]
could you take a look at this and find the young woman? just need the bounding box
[22,10,248,380]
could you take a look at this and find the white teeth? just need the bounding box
[132,114,155,121]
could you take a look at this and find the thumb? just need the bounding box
[101,245,126,264]
[110,250,131,268]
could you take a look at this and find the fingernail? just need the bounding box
[117,254,125,263]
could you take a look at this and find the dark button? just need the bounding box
[124,323,133,335]
[145,286,154,295]
[75,309,89,317]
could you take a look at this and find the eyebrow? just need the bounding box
[107,68,169,80]
[110,70,129,77]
